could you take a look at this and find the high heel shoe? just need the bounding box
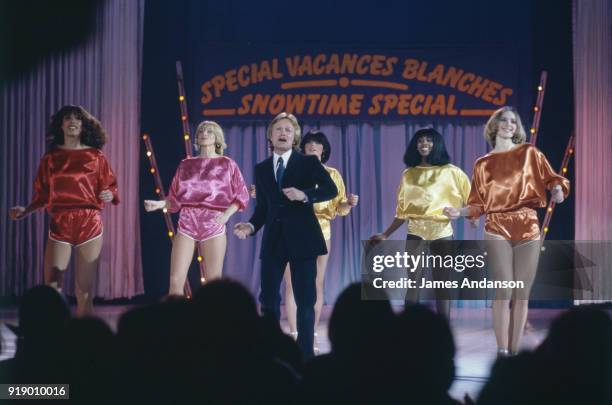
[497,348,510,358]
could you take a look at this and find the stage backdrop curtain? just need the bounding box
[0,0,145,299]
[573,0,612,301]
[221,122,487,307]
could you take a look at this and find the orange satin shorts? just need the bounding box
[484,208,540,242]
[49,208,103,246]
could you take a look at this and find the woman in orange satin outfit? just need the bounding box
[444,106,569,356]
[9,105,119,316]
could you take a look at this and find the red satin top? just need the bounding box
[30,148,120,214]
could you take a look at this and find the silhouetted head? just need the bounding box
[192,279,259,347]
[18,285,70,339]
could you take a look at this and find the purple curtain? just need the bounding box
[220,122,487,306]
[0,0,145,299]
[573,0,612,301]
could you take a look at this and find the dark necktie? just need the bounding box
[276,156,285,190]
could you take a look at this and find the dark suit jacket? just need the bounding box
[249,151,338,259]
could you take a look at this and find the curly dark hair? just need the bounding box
[403,128,450,167]
[47,105,107,149]
[300,129,331,163]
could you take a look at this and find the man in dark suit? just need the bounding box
[234,112,338,359]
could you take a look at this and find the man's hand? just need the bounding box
[234,222,253,239]
[283,187,306,202]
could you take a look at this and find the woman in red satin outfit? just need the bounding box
[9,105,119,316]
[144,121,249,295]
[444,106,569,356]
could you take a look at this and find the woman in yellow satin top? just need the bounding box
[371,128,471,242]
[314,166,352,240]
[284,130,358,341]
[394,163,471,240]
[370,127,471,318]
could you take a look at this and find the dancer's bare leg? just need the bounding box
[74,235,103,317]
[314,240,331,329]
[44,238,72,291]
[485,232,514,351]
[199,233,226,281]
[169,233,196,295]
[509,239,541,353]
[284,265,297,334]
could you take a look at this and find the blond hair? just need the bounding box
[483,106,527,148]
[266,112,301,150]
[194,120,227,155]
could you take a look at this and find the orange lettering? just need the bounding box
[356,55,371,75]
[286,94,307,114]
[457,73,475,92]
[272,58,283,79]
[410,94,425,115]
[370,55,385,75]
[201,82,213,104]
[402,59,420,80]
[341,54,358,74]
[382,94,398,114]
[442,66,464,88]
[238,94,253,114]
[286,56,300,77]
[326,54,340,74]
[428,64,445,85]
[237,66,250,87]
[494,88,513,105]
[225,69,238,92]
[368,95,383,114]
[252,94,270,114]
[382,57,398,76]
[447,95,458,115]
[313,54,326,75]
[211,75,225,97]
[269,94,284,115]
[349,94,364,115]
[326,94,348,115]
[482,82,502,103]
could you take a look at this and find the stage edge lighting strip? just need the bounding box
[541,134,574,240]
[529,71,547,145]
[143,133,193,297]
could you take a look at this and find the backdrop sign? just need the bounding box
[192,47,518,122]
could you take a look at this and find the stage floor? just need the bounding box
[0,305,564,401]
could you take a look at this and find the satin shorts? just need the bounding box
[484,208,540,242]
[177,207,225,242]
[49,208,103,246]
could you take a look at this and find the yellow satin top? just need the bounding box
[314,166,350,240]
[395,164,471,240]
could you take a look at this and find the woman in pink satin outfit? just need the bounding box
[144,121,249,295]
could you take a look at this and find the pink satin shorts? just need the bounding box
[177,207,225,242]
